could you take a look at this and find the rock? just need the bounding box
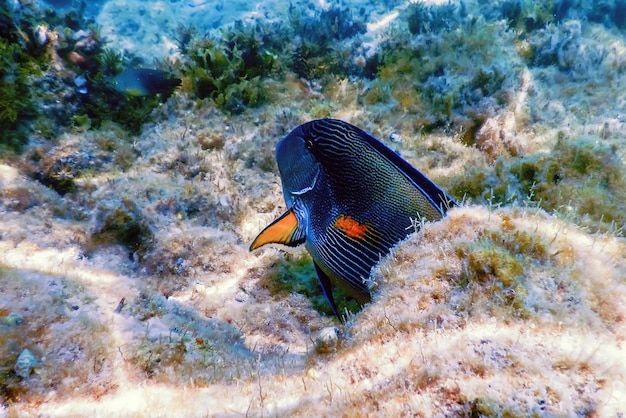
[90,196,154,254]
[315,326,341,353]
[14,349,39,379]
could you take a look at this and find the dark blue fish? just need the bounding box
[250,119,457,318]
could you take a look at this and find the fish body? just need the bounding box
[251,119,457,318]
[112,68,181,96]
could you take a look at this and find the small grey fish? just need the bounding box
[112,68,181,96]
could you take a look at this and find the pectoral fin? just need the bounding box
[250,208,305,251]
[314,262,340,319]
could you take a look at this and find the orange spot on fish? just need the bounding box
[333,215,369,239]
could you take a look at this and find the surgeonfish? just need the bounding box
[250,119,457,318]
[112,68,181,97]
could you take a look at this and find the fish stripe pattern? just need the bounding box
[300,120,452,218]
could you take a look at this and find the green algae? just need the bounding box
[263,253,360,318]
[449,136,626,235]
[181,3,371,114]
[494,0,559,32]
[0,2,168,148]
[406,1,463,35]
[366,12,523,134]
[183,21,280,114]
[455,238,529,318]
[450,214,551,320]
[0,19,41,151]
[288,3,368,80]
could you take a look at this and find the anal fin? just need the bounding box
[314,262,341,320]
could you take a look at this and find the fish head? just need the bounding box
[275,130,322,208]
[249,129,325,251]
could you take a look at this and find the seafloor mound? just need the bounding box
[1,205,624,416]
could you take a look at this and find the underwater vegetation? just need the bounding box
[180,3,372,113]
[488,0,560,32]
[0,1,49,151]
[363,0,626,142]
[4,0,626,151]
[0,0,178,153]
[72,46,176,134]
[449,134,626,235]
[0,37,38,151]
[453,220,550,319]
[405,1,466,35]
[287,3,370,80]
[365,10,522,137]
[183,20,280,114]
[1,0,626,415]
[260,252,360,317]
[491,0,626,31]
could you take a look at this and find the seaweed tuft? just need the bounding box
[289,3,367,80]
[449,136,626,235]
[406,1,463,35]
[183,21,280,114]
[0,2,44,152]
[368,12,521,137]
